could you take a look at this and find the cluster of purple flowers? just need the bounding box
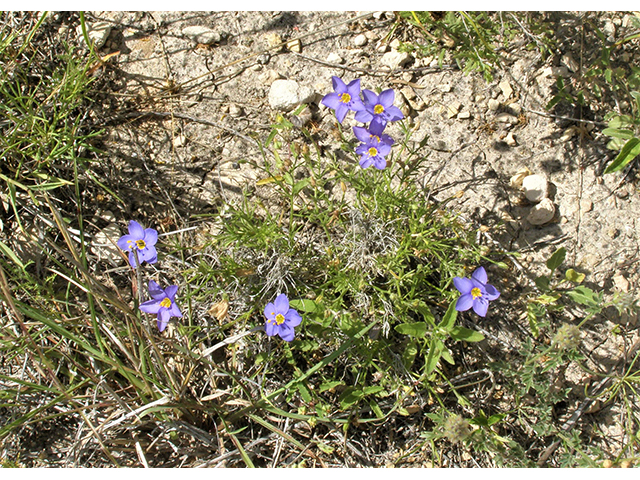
[322,76,404,170]
[118,220,182,332]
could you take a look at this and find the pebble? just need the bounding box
[457,110,471,119]
[509,167,532,188]
[487,99,500,111]
[375,41,389,53]
[446,101,461,118]
[522,174,548,202]
[527,198,556,225]
[504,131,517,147]
[326,52,344,64]
[257,53,270,65]
[76,21,112,50]
[264,32,282,49]
[258,70,282,85]
[580,199,593,212]
[603,19,616,41]
[499,80,513,99]
[181,26,221,45]
[561,53,579,73]
[173,134,186,148]
[353,34,367,47]
[560,126,578,142]
[437,84,452,93]
[287,39,301,53]
[475,94,486,103]
[389,38,401,50]
[508,103,522,115]
[496,112,518,124]
[268,79,315,111]
[229,103,244,117]
[381,50,412,69]
[401,86,416,101]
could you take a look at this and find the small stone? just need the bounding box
[372,11,384,20]
[76,21,112,50]
[504,132,517,147]
[257,53,270,65]
[401,86,416,101]
[457,110,471,119]
[375,41,388,53]
[522,174,548,202]
[286,39,301,53]
[437,84,452,93]
[381,50,411,69]
[402,71,414,82]
[561,53,579,73]
[487,99,500,111]
[560,126,578,142]
[446,101,461,118]
[389,38,401,50]
[91,223,123,266]
[229,104,243,117]
[527,198,556,225]
[612,273,629,293]
[509,167,533,188]
[499,80,513,99]
[508,103,522,115]
[264,33,282,49]
[607,228,620,239]
[268,79,315,111]
[580,199,593,212]
[181,26,221,45]
[603,19,615,41]
[475,94,486,103]
[496,112,518,124]
[173,134,186,148]
[326,52,344,64]
[353,34,367,47]
[258,70,282,85]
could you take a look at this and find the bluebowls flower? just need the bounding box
[139,280,183,332]
[321,76,365,124]
[117,220,158,268]
[264,293,302,342]
[453,266,500,317]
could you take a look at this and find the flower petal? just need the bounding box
[380,134,395,146]
[335,104,348,123]
[370,116,387,132]
[377,143,391,156]
[353,126,371,143]
[265,321,278,337]
[117,234,135,251]
[128,220,144,239]
[484,284,500,301]
[139,298,162,314]
[472,298,489,317]
[148,280,165,299]
[264,302,276,321]
[321,92,341,110]
[359,156,373,169]
[346,78,361,95]
[361,89,378,106]
[128,250,138,268]
[379,89,395,107]
[453,277,472,294]
[331,76,347,93]
[373,157,387,170]
[157,308,171,330]
[143,228,158,246]
[164,285,178,300]
[274,293,289,314]
[354,110,373,124]
[278,324,295,342]
[284,309,302,327]
[455,293,474,312]
[348,97,365,112]
[138,246,158,264]
[170,302,183,318]
[384,105,404,122]
[471,266,488,284]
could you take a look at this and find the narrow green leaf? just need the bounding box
[289,299,323,314]
[319,380,343,393]
[450,326,485,343]
[394,322,428,338]
[369,400,384,419]
[339,387,364,410]
[402,338,418,369]
[546,247,566,272]
[527,303,541,337]
[292,178,310,196]
[604,137,640,174]
[425,339,444,376]
[438,300,458,332]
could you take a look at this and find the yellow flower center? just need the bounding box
[135,239,146,250]
[160,297,172,308]
[340,92,351,103]
[368,147,378,157]
[374,104,384,115]
[471,287,482,299]
[275,313,285,325]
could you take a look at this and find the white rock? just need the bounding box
[326,52,344,64]
[504,132,517,147]
[527,198,556,226]
[561,53,579,73]
[457,110,471,119]
[229,104,244,117]
[613,273,630,293]
[173,134,186,148]
[522,174,548,202]
[264,33,282,49]
[380,50,411,69]
[437,84,452,93]
[389,38,401,50]
[475,94,486,103]
[487,99,500,111]
[499,80,513,99]
[286,39,301,53]
[496,112,518,124]
[76,21,111,50]
[268,79,315,111]
[182,26,221,45]
[446,101,461,118]
[354,34,367,47]
[259,70,282,85]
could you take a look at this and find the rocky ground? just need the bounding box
[4,10,640,466]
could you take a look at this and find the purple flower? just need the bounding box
[453,267,500,317]
[355,89,404,130]
[264,293,302,342]
[117,220,158,268]
[321,76,365,124]
[353,123,393,170]
[139,280,183,332]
